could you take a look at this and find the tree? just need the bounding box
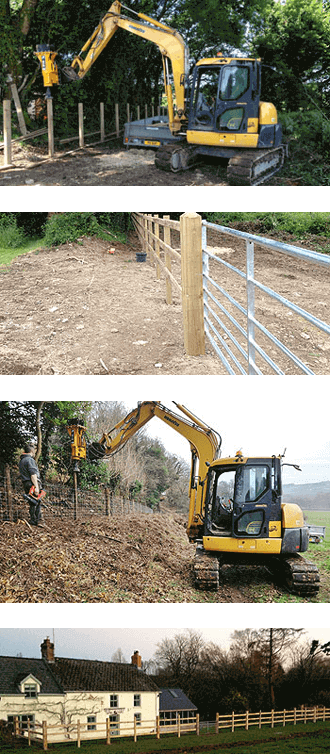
[154,630,205,696]
[250,0,330,112]
[231,628,304,709]
[111,648,127,663]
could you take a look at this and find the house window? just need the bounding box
[87,715,96,731]
[134,694,141,707]
[109,694,118,708]
[8,715,34,731]
[134,713,141,727]
[24,684,37,698]
[109,714,119,735]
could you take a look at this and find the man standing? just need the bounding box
[19,444,44,526]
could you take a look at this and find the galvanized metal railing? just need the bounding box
[202,221,330,375]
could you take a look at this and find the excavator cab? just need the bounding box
[188,55,282,150]
[189,58,261,136]
[204,457,282,541]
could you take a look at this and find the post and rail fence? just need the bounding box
[132,212,330,374]
[1,98,164,169]
[9,706,330,749]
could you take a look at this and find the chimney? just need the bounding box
[41,637,55,663]
[131,650,142,669]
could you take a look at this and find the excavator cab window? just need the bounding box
[219,66,249,101]
[192,68,219,125]
[235,465,269,504]
[190,62,258,133]
[206,464,271,537]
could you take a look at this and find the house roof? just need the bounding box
[0,655,159,695]
[0,657,63,695]
[159,688,197,711]
[51,658,160,693]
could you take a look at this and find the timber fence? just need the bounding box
[1,98,162,170]
[0,466,152,524]
[132,212,330,374]
[10,706,330,749]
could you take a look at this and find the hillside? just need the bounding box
[283,482,330,511]
[0,510,191,603]
[0,510,328,603]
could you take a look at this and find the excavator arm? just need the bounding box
[68,401,221,539]
[63,1,188,132]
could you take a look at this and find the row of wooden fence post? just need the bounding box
[2,98,163,168]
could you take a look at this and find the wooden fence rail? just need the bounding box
[11,707,330,750]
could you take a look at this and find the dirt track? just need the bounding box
[0,142,230,186]
[0,227,329,375]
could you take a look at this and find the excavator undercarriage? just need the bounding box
[193,548,320,597]
[154,142,286,185]
[225,145,286,186]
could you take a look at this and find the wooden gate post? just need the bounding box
[47,98,54,157]
[180,213,205,355]
[5,464,13,521]
[78,103,84,148]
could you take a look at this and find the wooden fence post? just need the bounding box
[271,709,274,728]
[14,716,19,738]
[133,716,137,742]
[3,100,13,167]
[156,715,160,739]
[283,709,286,727]
[177,714,181,738]
[106,717,111,744]
[144,215,148,257]
[115,104,120,137]
[137,105,140,121]
[196,713,200,736]
[78,103,84,148]
[27,718,32,746]
[105,488,111,516]
[245,711,249,731]
[100,102,105,142]
[42,721,48,750]
[313,706,317,723]
[164,215,173,305]
[77,719,81,747]
[145,104,148,119]
[215,712,219,734]
[127,103,130,123]
[148,214,153,263]
[259,710,262,729]
[180,213,205,356]
[231,711,235,732]
[154,214,160,279]
[10,82,27,136]
[47,98,54,157]
[5,464,13,521]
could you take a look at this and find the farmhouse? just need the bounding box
[0,639,160,738]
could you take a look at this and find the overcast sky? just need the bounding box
[0,627,329,662]
[122,401,330,484]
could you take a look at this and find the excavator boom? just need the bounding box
[64,1,188,132]
[69,401,220,538]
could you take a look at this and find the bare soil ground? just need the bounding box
[0,235,222,375]
[0,140,288,186]
[0,508,328,603]
[0,227,329,375]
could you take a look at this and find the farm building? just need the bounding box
[159,688,197,724]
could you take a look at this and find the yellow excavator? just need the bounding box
[68,402,320,597]
[36,1,286,185]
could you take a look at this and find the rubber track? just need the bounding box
[270,554,320,597]
[227,146,285,186]
[154,144,197,172]
[194,549,219,591]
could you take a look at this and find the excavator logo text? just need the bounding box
[164,414,180,427]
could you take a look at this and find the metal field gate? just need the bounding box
[202,220,330,375]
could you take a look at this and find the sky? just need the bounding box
[122,401,330,484]
[0,627,329,662]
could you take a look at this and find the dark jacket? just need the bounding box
[19,454,41,484]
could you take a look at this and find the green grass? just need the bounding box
[204,213,330,242]
[0,239,45,267]
[3,721,329,754]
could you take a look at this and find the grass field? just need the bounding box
[0,240,45,266]
[2,721,329,754]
